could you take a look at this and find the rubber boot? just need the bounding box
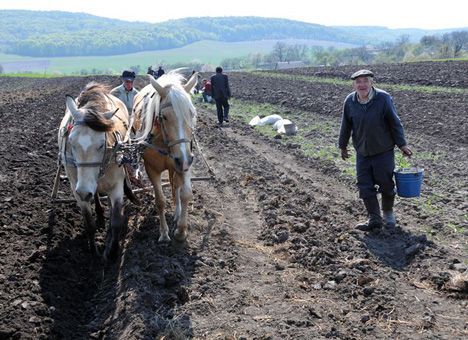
[382,194,396,228]
[355,195,382,231]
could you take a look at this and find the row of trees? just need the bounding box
[420,31,468,58]
[2,11,361,57]
[219,31,468,70]
[7,10,465,58]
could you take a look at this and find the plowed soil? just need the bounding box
[0,61,467,340]
[278,60,468,88]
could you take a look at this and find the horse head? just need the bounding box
[65,91,116,202]
[149,72,198,173]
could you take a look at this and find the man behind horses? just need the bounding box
[111,70,141,186]
[111,70,139,115]
[338,69,412,231]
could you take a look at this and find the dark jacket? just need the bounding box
[338,88,407,157]
[210,73,231,100]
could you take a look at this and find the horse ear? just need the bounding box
[65,95,82,121]
[183,72,198,94]
[103,108,119,120]
[149,74,168,98]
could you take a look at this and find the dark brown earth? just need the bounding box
[0,61,467,339]
[277,60,468,88]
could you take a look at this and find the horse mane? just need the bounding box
[158,71,197,129]
[77,82,114,132]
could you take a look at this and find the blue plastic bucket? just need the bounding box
[394,168,424,198]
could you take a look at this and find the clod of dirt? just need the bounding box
[308,307,322,319]
[449,262,467,273]
[443,273,468,293]
[357,275,374,286]
[334,270,347,283]
[323,280,337,290]
[362,287,375,297]
[361,314,371,323]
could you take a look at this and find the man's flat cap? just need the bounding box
[122,70,136,81]
[351,69,374,80]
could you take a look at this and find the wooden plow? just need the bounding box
[50,133,215,204]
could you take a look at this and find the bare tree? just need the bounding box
[450,31,468,57]
[271,42,288,62]
[248,53,263,69]
[351,46,373,64]
[420,35,440,47]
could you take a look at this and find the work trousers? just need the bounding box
[215,97,229,123]
[356,149,395,199]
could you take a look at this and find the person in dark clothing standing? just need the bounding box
[210,66,231,126]
[147,66,157,77]
[156,66,165,78]
[338,69,412,231]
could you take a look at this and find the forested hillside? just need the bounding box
[0,10,464,57]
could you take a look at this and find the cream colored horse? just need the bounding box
[58,82,132,260]
[133,72,198,242]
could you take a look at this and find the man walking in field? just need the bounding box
[210,66,231,126]
[338,69,412,231]
[111,70,139,116]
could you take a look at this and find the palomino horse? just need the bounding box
[58,82,132,260]
[133,72,198,242]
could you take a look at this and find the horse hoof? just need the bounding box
[158,234,171,243]
[173,229,187,242]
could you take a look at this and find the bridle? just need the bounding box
[61,120,122,179]
[141,96,193,159]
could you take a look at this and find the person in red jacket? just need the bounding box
[201,79,213,103]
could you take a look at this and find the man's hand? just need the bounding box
[341,148,350,160]
[400,145,413,157]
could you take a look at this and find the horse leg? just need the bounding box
[148,171,170,242]
[173,172,193,242]
[70,172,98,254]
[94,193,105,231]
[171,168,182,224]
[103,186,124,262]
[78,202,99,256]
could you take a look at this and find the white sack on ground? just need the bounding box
[273,119,298,134]
[249,116,261,126]
[249,114,283,126]
[258,114,283,126]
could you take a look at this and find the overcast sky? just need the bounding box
[1,0,467,29]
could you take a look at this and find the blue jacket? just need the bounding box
[338,88,407,157]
